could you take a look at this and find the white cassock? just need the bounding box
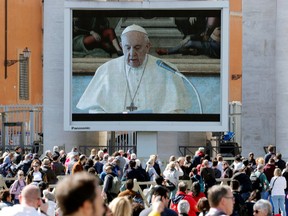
[76,54,192,113]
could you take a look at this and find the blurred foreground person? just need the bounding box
[206,185,234,216]
[55,171,105,216]
[108,196,132,216]
[0,184,48,216]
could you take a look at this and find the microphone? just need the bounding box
[156,60,178,74]
[156,59,203,114]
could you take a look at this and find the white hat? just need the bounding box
[121,24,147,36]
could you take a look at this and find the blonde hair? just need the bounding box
[274,168,282,176]
[108,197,132,216]
[256,157,265,165]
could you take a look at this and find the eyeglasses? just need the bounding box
[253,210,260,214]
[18,174,24,176]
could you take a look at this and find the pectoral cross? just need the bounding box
[126,102,137,111]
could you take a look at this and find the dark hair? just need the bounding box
[88,167,96,175]
[212,160,218,167]
[191,167,198,175]
[185,155,192,161]
[86,158,94,167]
[132,202,145,216]
[248,189,261,202]
[276,153,282,160]
[152,186,169,199]
[191,181,201,197]
[268,145,274,152]
[155,176,164,185]
[197,197,210,213]
[0,189,10,201]
[178,181,188,193]
[231,179,240,191]
[126,179,134,190]
[56,172,99,215]
[129,159,136,168]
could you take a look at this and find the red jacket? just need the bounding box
[170,191,198,216]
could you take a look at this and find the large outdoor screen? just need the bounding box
[64,1,229,131]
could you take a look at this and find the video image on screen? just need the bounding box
[71,10,222,122]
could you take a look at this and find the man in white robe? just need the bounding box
[77,24,192,113]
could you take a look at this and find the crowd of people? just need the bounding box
[0,144,286,216]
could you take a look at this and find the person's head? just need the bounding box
[249,152,254,158]
[185,155,192,162]
[121,24,151,68]
[79,154,87,165]
[88,167,96,175]
[253,199,272,216]
[105,165,113,174]
[151,186,169,207]
[45,150,52,158]
[52,153,60,161]
[60,150,66,157]
[146,158,155,167]
[53,145,59,153]
[169,155,176,162]
[217,155,223,162]
[177,157,185,166]
[108,197,132,216]
[155,176,164,185]
[42,158,51,167]
[178,181,188,193]
[130,153,137,160]
[129,159,136,169]
[191,167,198,175]
[177,200,190,214]
[90,148,96,156]
[248,189,261,202]
[86,158,94,167]
[257,164,264,172]
[32,161,41,172]
[38,181,49,196]
[207,185,234,215]
[15,146,22,153]
[267,145,274,153]
[17,170,25,180]
[212,160,218,167]
[268,158,275,164]
[231,179,240,191]
[202,159,209,167]
[256,157,265,165]
[197,197,210,213]
[135,159,141,168]
[191,181,201,196]
[56,172,104,216]
[275,152,282,160]
[274,167,282,177]
[125,179,134,190]
[132,202,145,216]
[222,161,230,169]
[97,150,104,159]
[243,158,249,167]
[0,189,12,202]
[19,184,42,208]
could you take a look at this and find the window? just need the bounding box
[19,54,29,100]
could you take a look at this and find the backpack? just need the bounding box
[250,172,263,191]
[0,162,11,177]
[109,175,122,194]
